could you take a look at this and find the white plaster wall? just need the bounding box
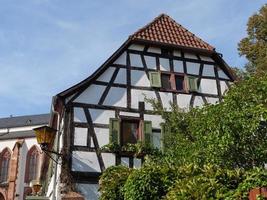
[186,62,200,75]
[130,53,143,68]
[74,107,87,123]
[147,47,161,54]
[144,114,163,129]
[159,58,170,71]
[144,56,156,69]
[89,109,115,124]
[74,127,87,146]
[177,94,191,109]
[13,138,40,200]
[199,55,214,62]
[152,132,161,149]
[200,79,218,95]
[131,89,156,110]
[0,140,16,151]
[131,70,150,87]
[193,96,204,108]
[119,111,140,117]
[121,157,129,167]
[74,84,106,104]
[184,53,198,60]
[94,128,109,147]
[128,44,145,51]
[114,68,126,84]
[103,87,127,107]
[202,64,215,77]
[173,60,183,73]
[173,50,181,57]
[218,69,230,79]
[97,67,115,82]
[101,153,116,168]
[77,184,99,200]
[133,158,142,168]
[16,138,39,200]
[220,81,229,95]
[65,93,76,104]
[114,51,126,65]
[72,151,100,172]
[159,92,173,111]
[206,97,219,104]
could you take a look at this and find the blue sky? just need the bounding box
[0,0,265,118]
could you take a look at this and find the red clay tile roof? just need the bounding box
[130,14,215,51]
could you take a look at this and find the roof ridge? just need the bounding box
[129,13,166,39]
[0,113,50,120]
[130,13,215,51]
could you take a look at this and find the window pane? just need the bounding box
[175,76,184,90]
[122,121,139,145]
[0,151,10,182]
[29,150,38,181]
[161,74,171,90]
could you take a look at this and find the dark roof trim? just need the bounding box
[56,38,236,100]
[132,38,215,55]
[57,39,132,99]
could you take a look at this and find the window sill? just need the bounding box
[100,149,145,158]
[0,181,8,187]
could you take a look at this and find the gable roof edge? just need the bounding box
[56,39,131,99]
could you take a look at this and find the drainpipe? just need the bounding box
[50,97,61,200]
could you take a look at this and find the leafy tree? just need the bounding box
[238,4,267,74]
[99,165,132,200]
[152,73,267,169]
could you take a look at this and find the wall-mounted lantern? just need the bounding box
[33,125,62,156]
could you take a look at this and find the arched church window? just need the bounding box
[0,148,11,183]
[25,146,40,183]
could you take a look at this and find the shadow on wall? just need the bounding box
[77,184,99,200]
[72,152,100,172]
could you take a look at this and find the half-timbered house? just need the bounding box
[47,14,235,199]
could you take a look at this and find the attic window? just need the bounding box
[161,74,172,90]
[175,75,184,91]
[161,48,172,56]
[26,119,32,125]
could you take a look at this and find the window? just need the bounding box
[25,146,40,183]
[187,76,199,92]
[121,120,140,145]
[109,118,152,147]
[149,72,161,87]
[161,48,172,56]
[148,71,199,93]
[175,75,184,91]
[0,148,11,183]
[161,74,172,90]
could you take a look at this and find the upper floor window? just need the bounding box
[121,119,140,145]
[161,74,172,90]
[109,118,152,147]
[25,146,40,183]
[149,71,199,92]
[0,148,11,183]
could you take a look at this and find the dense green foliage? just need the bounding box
[99,73,267,199]
[154,74,267,169]
[238,4,267,73]
[99,165,132,200]
[123,164,176,200]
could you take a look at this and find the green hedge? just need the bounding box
[99,165,132,200]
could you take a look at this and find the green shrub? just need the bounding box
[165,165,245,200]
[231,168,267,199]
[99,165,132,200]
[123,165,177,200]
